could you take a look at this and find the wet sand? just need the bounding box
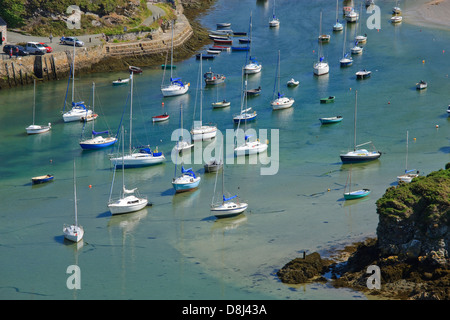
[403,0,450,29]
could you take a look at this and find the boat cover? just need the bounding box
[223,195,237,201]
[181,166,197,178]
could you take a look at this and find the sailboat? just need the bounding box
[318,10,330,42]
[211,153,248,218]
[63,160,84,243]
[355,4,367,44]
[108,126,148,215]
[340,24,353,67]
[79,82,118,150]
[343,164,371,200]
[62,41,93,122]
[269,0,280,28]
[161,20,190,97]
[333,0,343,31]
[26,79,51,134]
[191,54,217,141]
[174,103,193,153]
[244,12,262,74]
[397,130,419,183]
[172,162,201,193]
[340,90,381,163]
[110,73,165,167]
[314,11,329,76]
[271,50,294,110]
[234,75,268,156]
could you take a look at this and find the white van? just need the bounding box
[25,42,46,55]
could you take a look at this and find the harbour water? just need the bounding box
[0,0,449,300]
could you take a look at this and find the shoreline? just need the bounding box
[403,0,450,30]
[0,0,215,89]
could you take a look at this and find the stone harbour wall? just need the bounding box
[0,12,193,90]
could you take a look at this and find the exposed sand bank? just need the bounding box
[403,0,450,29]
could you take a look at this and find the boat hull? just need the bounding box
[32,174,54,184]
[80,136,117,150]
[191,126,217,141]
[161,83,189,97]
[271,98,295,110]
[211,202,248,218]
[234,141,268,156]
[26,124,51,134]
[63,225,84,242]
[108,196,148,215]
[63,109,93,123]
[111,153,165,168]
[344,189,370,200]
[340,150,381,163]
[313,62,329,76]
[319,116,343,124]
[172,176,201,193]
[397,173,419,184]
[152,115,170,122]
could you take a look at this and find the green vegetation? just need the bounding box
[4,0,176,37]
[376,163,450,225]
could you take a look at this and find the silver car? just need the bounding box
[61,36,84,47]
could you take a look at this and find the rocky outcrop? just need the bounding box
[278,163,450,300]
[376,164,450,267]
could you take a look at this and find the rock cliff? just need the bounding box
[278,163,450,299]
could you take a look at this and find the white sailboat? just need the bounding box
[343,164,371,200]
[269,0,280,28]
[110,73,165,167]
[174,103,193,153]
[211,152,248,218]
[63,160,84,243]
[397,130,419,183]
[314,11,329,76]
[340,24,353,67]
[234,75,268,156]
[26,79,51,134]
[108,126,148,215]
[345,8,359,23]
[79,82,118,150]
[271,50,294,110]
[333,0,343,31]
[355,4,367,44]
[318,10,330,42]
[62,41,92,122]
[340,90,381,163]
[244,12,262,74]
[161,20,190,97]
[191,54,217,141]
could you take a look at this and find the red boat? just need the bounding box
[213,39,232,45]
[129,66,143,74]
[152,112,169,122]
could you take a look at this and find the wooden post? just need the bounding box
[5,63,11,87]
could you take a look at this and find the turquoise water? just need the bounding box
[0,0,449,300]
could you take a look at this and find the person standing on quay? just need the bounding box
[49,33,53,43]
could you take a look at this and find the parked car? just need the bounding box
[60,36,84,47]
[25,42,46,55]
[39,42,53,53]
[2,44,30,56]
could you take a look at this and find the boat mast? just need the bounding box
[73,159,78,227]
[129,73,133,155]
[353,90,357,151]
[199,54,203,125]
[32,79,36,125]
[72,40,75,103]
[170,20,174,81]
[405,130,409,172]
